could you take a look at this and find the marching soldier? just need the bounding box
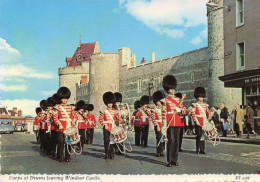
[191,87,211,154]
[175,92,187,152]
[131,100,141,146]
[152,91,165,157]
[138,95,151,147]
[99,92,119,159]
[86,104,97,144]
[161,75,185,167]
[34,107,42,143]
[114,92,124,154]
[53,87,77,162]
[39,100,48,153]
[75,100,87,149]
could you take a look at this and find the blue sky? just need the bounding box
[0,0,208,116]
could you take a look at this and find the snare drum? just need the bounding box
[202,122,218,139]
[64,127,80,145]
[111,126,127,143]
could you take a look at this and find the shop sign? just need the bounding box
[245,76,260,84]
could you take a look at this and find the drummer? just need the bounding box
[34,107,42,143]
[99,92,119,159]
[191,87,211,154]
[85,104,97,144]
[75,100,87,150]
[131,100,142,146]
[53,87,77,162]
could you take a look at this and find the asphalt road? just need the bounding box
[1,130,260,175]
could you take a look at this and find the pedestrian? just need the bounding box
[229,109,236,135]
[53,87,77,162]
[191,87,211,155]
[152,91,165,157]
[184,107,195,135]
[131,100,141,146]
[219,102,229,137]
[99,91,118,159]
[245,103,257,138]
[161,75,185,167]
[211,106,220,132]
[235,104,243,138]
[85,104,97,144]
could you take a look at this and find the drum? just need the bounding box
[202,122,218,140]
[64,127,80,145]
[111,126,127,143]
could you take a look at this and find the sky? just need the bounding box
[0,0,208,116]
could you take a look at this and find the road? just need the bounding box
[1,130,260,175]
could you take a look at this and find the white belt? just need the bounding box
[59,118,71,121]
[102,121,113,124]
[77,120,85,123]
[154,120,162,123]
[167,112,174,114]
[133,119,140,121]
[196,115,204,118]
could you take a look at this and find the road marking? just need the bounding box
[240,152,260,158]
[1,165,23,172]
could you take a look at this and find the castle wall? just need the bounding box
[59,61,89,104]
[89,52,120,117]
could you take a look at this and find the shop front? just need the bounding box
[219,69,260,134]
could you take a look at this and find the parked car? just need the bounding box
[15,123,22,131]
[0,120,14,134]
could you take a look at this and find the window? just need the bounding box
[236,0,244,27]
[236,42,245,70]
[138,78,142,92]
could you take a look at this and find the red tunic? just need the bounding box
[99,108,118,132]
[86,114,97,129]
[51,109,58,131]
[131,110,140,127]
[152,108,163,130]
[136,106,151,125]
[53,105,77,132]
[191,102,211,126]
[162,96,185,127]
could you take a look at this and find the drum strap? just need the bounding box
[197,103,207,126]
[60,106,72,129]
[105,110,115,129]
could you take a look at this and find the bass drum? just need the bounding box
[64,127,80,145]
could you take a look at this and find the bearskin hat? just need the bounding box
[114,92,122,103]
[46,97,54,107]
[175,92,182,99]
[57,86,71,99]
[134,100,142,110]
[162,75,177,92]
[152,91,165,104]
[40,100,47,110]
[86,104,94,111]
[75,100,86,111]
[51,93,61,105]
[194,87,206,99]
[140,95,150,106]
[103,91,115,105]
[35,107,42,115]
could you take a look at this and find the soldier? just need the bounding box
[85,104,97,144]
[161,75,185,167]
[39,100,48,153]
[138,95,151,147]
[99,92,119,159]
[34,107,42,143]
[53,87,77,162]
[75,100,87,149]
[191,87,211,155]
[175,92,187,152]
[152,91,165,157]
[131,100,141,146]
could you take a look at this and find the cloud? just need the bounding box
[0,64,56,79]
[119,0,208,39]
[0,37,20,55]
[0,84,28,92]
[190,36,203,45]
[0,99,40,117]
[40,90,57,96]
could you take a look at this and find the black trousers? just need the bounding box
[179,127,184,150]
[134,126,141,146]
[195,125,205,152]
[154,126,164,155]
[44,132,51,153]
[50,130,57,154]
[78,129,86,149]
[86,128,94,144]
[166,126,180,163]
[140,125,149,147]
[35,130,40,143]
[57,132,71,160]
[103,129,115,157]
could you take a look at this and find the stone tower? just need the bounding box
[207,0,241,110]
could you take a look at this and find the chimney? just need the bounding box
[18,109,22,117]
[141,57,146,64]
[13,107,17,116]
